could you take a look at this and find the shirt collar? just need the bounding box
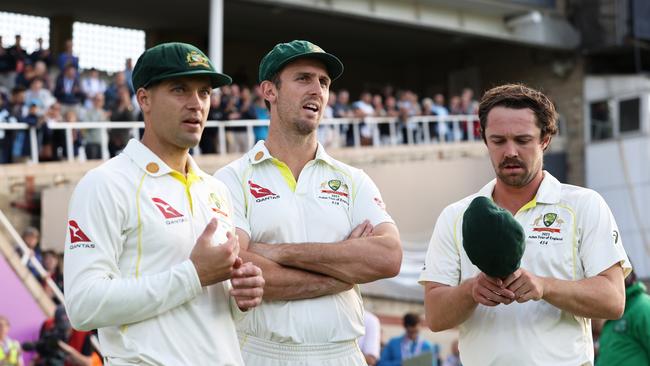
[247,140,336,167]
[476,170,561,204]
[122,139,207,179]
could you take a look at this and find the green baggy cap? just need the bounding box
[258,40,344,83]
[132,42,232,90]
[462,196,525,278]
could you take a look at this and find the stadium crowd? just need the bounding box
[0,36,481,164]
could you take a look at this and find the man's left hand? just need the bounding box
[503,268,546,303]
[230,262,265,311]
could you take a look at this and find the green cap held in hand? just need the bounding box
[462,196,526,278]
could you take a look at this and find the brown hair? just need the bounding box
[478,84,558,143]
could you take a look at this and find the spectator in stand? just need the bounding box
[0,36,17,88]
[252,85,269,142]
[223,83,248,153]
[104,71,130,111]
[334,89,354,146]
[11,100,43,163]
[29,37,52,67]
[372,94,386,117]
[54,64,85,111]
[124,57,134,93]
[81,68,107,109]
[25,78,55,108]
[353,91,375,145]
[431,93,451,142]
[14,60,35,89]
[53,109,84,160]
[397,90,421,144]
[83,93,110,159]
[15,226,42,279]
[6,35,28,74]
[358,309,381,366]
[0,315,24,366]
[200,91,225,154]
[385,95,399,117]
[0,86,27,164]
[56,39,79,72]
[108,85,135,157]
[449,95,464,140]
[41,250,64,303]
[379,313,441,366]
[32,61,52,91]
[334,89,354,118]
[460,88,479,140]
[442,339,462,366]
[39,102,62,161]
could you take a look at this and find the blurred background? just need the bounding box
[1,0,649,364]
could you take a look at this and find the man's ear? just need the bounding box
[260,80,276,105]
[136,88,150,113]
[541,134,552,151]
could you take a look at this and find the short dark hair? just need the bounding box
[478,84,558,144]
[403,312,420,328]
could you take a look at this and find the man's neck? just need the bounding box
[493,170,544,215]
[265,128,318,180]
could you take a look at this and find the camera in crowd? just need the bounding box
[22,306,70,366]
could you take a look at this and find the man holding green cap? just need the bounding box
[64,42,263,365]
[216,40,402,365]
[419,83,630,366]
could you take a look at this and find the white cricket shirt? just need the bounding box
[215,140,394,344]
[419,172,630,366]
[64,139,243,365]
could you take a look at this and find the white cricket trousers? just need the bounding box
[238,333,367,366]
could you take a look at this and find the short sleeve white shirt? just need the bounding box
[419,172,630,366]
[215,140,394,343]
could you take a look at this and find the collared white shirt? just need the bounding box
[65,139,243,366]
[215,140,394,343]
[419,171,630,366]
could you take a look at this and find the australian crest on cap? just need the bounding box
[186,51,210,68]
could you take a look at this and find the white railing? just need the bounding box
[0,209,65,304]
[0,115,482,163]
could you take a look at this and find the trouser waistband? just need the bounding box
[238,333,360,361]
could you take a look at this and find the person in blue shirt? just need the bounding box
[379,313,441,366]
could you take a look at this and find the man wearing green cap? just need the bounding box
[64,42,263,365]
[419,83,630,366]
[215,40,402,365]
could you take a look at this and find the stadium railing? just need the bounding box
[0,115,481,163]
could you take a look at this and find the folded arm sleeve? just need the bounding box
[64,170,202,331]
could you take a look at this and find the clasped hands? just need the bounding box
[471,268,546,307]
[190,218,264,311]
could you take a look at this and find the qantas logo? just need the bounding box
[248,180,277,199]
[152,198,184,219]
[68,220,91,243]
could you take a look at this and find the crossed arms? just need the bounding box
[237,220,402,300]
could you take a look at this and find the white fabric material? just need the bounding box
[358,310,381,359]
[215,140,394,355]
[239,334,366,366]
[419,171,630,366]
[64,139,243,366]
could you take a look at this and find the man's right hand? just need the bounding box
[470,272,515,306]
[190,218,242,287]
